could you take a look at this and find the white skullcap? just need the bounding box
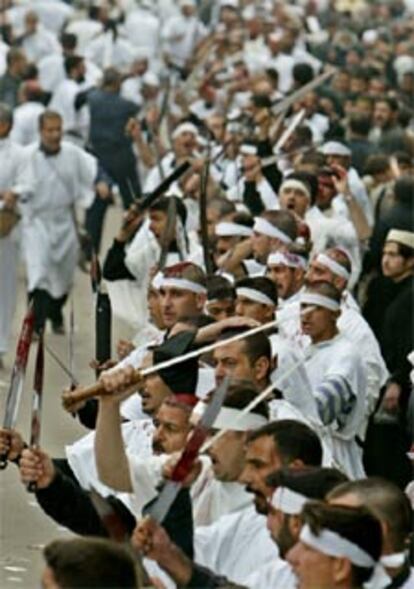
[386,229,414,250]
[133,47,150,61]
[319,141,351,157]
[394,55,414,77]
[362,30,378,45]
[142,72,159,87]
[172,122,199,139]
[179,0,196,6]
[220,0,239,8]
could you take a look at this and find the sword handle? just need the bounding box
[0,453,9,469]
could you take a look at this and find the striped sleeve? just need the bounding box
[314,375,356,426]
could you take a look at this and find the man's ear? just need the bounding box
[332,556,352,584]
[254,355,271,382]
[196,293,207,311]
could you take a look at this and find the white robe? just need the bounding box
[38,53,102,93]
[10,102,45,146]
[21,26,60,63]
[21,142,97,298]
[303,334,367,479]
[0,138,32,354]
[277,291,388,439]
[49,79,91,141]
[161,14,206,68]
[194,505,276,584]
[66,418,154,515]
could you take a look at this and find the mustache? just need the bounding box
[152,440,164,454]
[245,484,263,497]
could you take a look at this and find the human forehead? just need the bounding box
[156,404,189,427]
[280,186,308,198]
[213,339,246,359]
[383,242,401,255]
[245,434,278,463]
[159,286,194,297]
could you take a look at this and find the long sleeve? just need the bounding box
[103,239,135,281]
[314,375,356,426]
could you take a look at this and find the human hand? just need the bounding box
[116,339,135,360]
[0,428,25,462]
[19,448,55,489]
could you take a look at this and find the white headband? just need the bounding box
[172,122,199,139]
[215,222,253,238]
[194,402,268,431]
[151,271,163,290]
[240,144,258,156]
[300,524,376,568]
[253,218,292,244]
[267,251,307,270]
[280,179,311,201]
[300,292,340,312]
[316,254,350,281]
[271,487,308,515]
[160,277,207,294]
[380,551,407,568]
[237,287,276,307]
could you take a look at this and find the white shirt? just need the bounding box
[49,79,90,140]
[244,559,297,589]
[38,53,102,93]
[10,102,45,146]
[194,505,277,584]
[21,26,60,63]
[162,14,206,68]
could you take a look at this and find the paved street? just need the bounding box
[0,205,128,588]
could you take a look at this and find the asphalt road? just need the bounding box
[0,204,130,588]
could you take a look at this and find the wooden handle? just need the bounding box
[61,371,143,410]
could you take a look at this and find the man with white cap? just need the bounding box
[143,121,199,192]
[227,140,279,212]
[319,140,373,226]
[161,0,207,78]
[299,281,367,478]
[377,229,414,421]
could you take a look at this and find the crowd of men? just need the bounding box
[0,0,414,587]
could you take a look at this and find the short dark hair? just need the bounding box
[39,110,62,129]
[293,62,314,85]
[218,326,272,367]
[208,197,236,218]
[64,55,83,76]
[149,195,188,226]
[247,420,323,467]
[43,538,139,588]
[327,477,412,552]
[236,276,278,306]
[266,466,348,497]
[301,502,382,586]
[206,275,235,302]
[262,210,298,241]
[223,380,269,419]
[305,280,342,303]
[60,32,77,51]
[349,113,371,137]
[375,95,399,112]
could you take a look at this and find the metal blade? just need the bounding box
[158,197,177,270]
[90,488,129,543]
[2,366,24,430]
[29,334,44,449]
[149,376,230,523]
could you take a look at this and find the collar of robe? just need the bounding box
[40,144,61,157]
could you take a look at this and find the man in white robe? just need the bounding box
[299,283,367,478]
[0,103,32,367]
[19,10,60,64]
[22,110,97,334]
[49,56,91,145]
[10,81,45,146]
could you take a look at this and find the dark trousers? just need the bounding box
[29,289,67,333]
[95,148,141,210]
[84,195,111,256]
